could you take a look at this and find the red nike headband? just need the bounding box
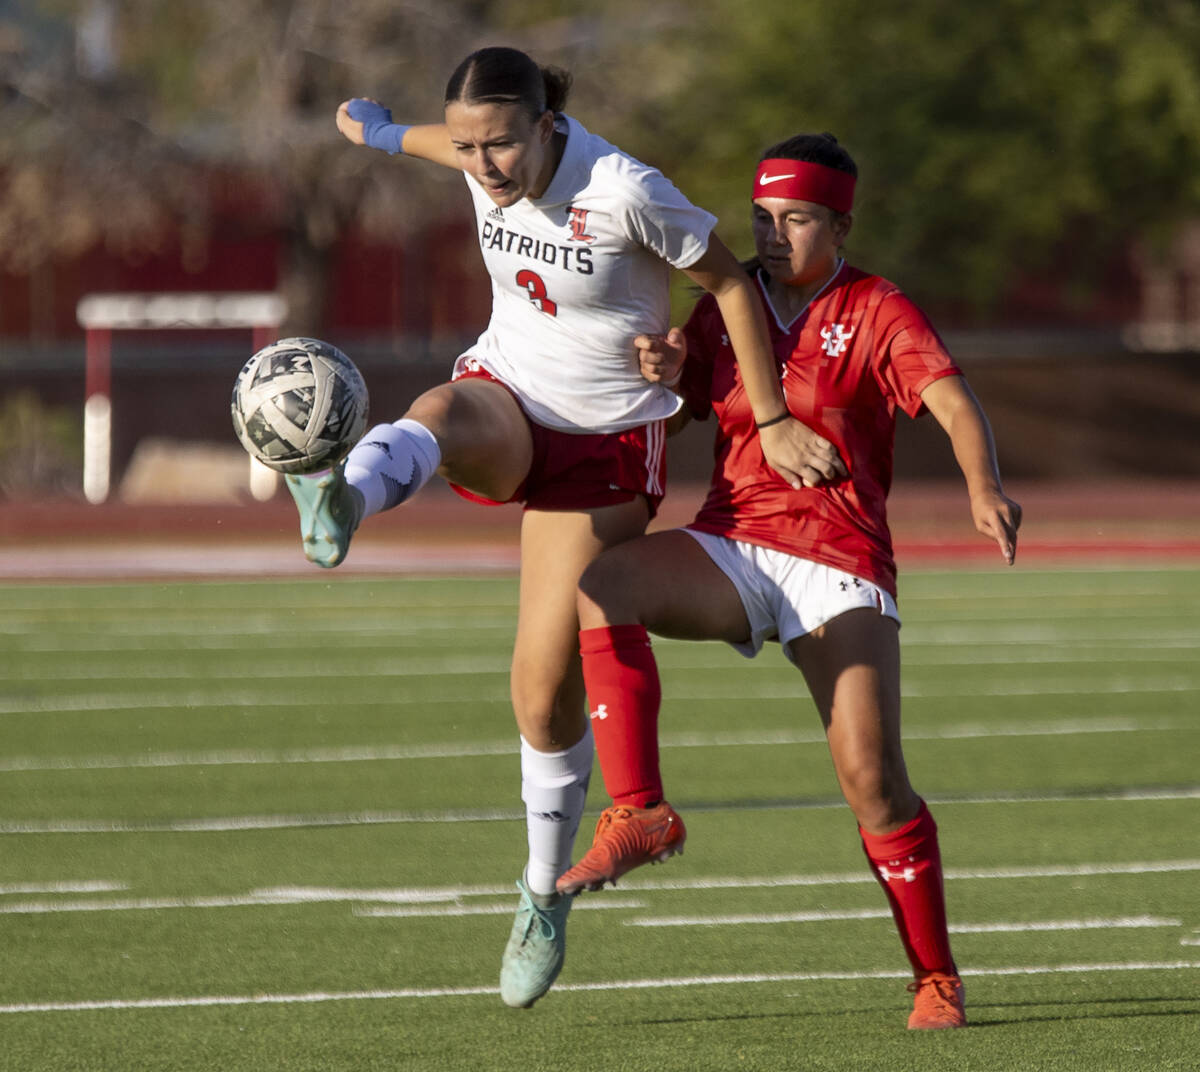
[753,158,855,213]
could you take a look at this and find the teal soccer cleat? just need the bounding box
[499,878,573,1008]
[284,462,363,568]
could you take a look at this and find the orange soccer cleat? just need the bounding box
[907,971,967,1030]
[556,802,686,895]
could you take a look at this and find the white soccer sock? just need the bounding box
[343,419,441,519]
[520,727,594,896]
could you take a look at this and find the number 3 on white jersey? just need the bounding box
[516,269,558,317]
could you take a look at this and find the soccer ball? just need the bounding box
[231,337,369,475]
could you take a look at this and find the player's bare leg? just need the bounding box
[408,377,533,503]
[789,610,964,1028]
[285,377,530,567]
[499,501,648,1008]
[788,610,916,833]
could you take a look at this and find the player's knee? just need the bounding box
[577,551,640,626]
[511,676,586,748]
[839,760,916,830]
[404,384,456,432]
[511,681,555,735]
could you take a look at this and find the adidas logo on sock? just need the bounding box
[531,810,570,823]
[379,474,413,511]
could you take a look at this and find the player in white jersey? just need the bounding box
[283,46,846,1009]
[458,113,718,434]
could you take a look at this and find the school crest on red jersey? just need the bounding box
[566,206,597,243]
[820,322,855,356]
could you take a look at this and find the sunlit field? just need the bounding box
[2,567,1197,1071]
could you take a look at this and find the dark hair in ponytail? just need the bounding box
[444,46,572,120]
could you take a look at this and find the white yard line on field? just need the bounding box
[1,788,1197,835]
[0,891,646,917]
[0,692,512,716]
[353,898,647,918]
[900,681,1199,698]
[5,640,1198,673]
[626,911,1180,930]
[0,715,1188,772]
[3,678,1199,717]
[0,740,524,772]
[1,960,1197,1015]
[0,807,527,835]
[626,858,1200,892]
[0,545,521,580]
[0,881,127,895]
[0,860,1196,915]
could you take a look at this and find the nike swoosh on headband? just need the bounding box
[753,158,856,212]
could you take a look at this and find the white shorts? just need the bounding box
[683,529,900,665]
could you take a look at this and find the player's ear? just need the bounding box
[833,211,853,246]
[536,109,555,143]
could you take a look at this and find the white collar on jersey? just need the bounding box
[759,257,846,332]
[529,115,582,207]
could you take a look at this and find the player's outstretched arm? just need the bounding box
[683,236,847,489]
[335,99,458,169]
[921,374,1022,564]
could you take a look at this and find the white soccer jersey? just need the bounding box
[456,115,717,434]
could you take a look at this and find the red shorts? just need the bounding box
[449,366,667,517]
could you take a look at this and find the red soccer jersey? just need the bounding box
[680,263,961,596]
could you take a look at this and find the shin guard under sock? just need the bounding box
[343,419,440,518]
[859,800,956,975]
[578,624,663,808]
[520,728,593,896]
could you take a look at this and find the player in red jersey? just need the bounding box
[557,133,1022,1029]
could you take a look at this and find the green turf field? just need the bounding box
[1,566,1197,1071]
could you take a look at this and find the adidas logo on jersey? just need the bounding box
[486,206,505,222]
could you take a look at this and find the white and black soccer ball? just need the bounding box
[231,337,369,475]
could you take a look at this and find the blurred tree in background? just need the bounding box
[2,0,1198,329]
[628,0,1200,315]
[0,391,82,496]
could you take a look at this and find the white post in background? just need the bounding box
[248,458,279,502]
[82,393,112,504]
[75,292,287,504]
[81,323,112,504]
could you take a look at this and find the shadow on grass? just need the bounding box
[630,1005,899,1027]
[963,994,1200,1028]
[630,994,1199,1031]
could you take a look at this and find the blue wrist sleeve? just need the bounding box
[347,98,410,155]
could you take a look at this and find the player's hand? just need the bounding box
[970,489,1021,565]
[336,100,367,145]
[635,328,686,387]
[757,417,848,489]
[338,98,392,146]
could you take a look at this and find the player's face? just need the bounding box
[445,100,558,207]
[752,198,851,287]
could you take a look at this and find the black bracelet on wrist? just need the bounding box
[755,411,791,430]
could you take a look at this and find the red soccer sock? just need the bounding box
[578,624,663,808]
[859,800,956,976]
